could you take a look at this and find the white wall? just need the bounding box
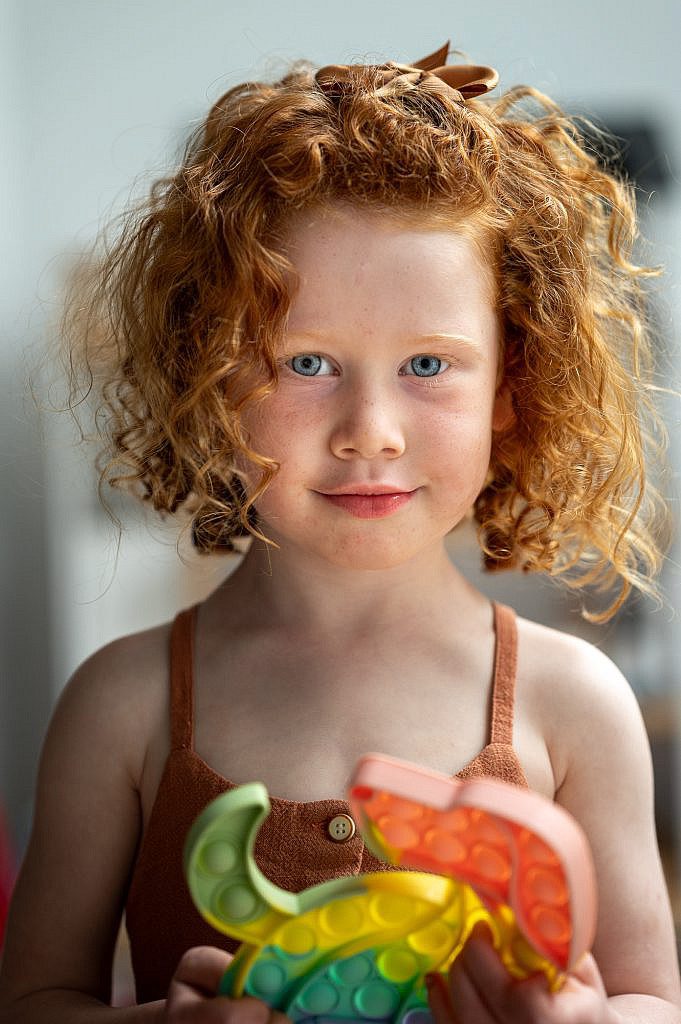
[2,0,680,851]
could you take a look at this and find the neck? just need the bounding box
[213,535,482,640]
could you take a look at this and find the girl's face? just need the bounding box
[242,202,509,572]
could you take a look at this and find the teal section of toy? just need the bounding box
[184,756,596,1021]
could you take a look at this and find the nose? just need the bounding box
[329,379,406,460]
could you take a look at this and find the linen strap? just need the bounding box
[490,602,518,746]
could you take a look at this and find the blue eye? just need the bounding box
[404,355,448,377]
[288,354,333,376]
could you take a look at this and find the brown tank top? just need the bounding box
[125,601,527,1004]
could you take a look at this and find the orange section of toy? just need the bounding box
[349,754,597,972]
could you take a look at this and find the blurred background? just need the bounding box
[1,0,680,992]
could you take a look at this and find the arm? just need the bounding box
[551,639,681,1020]
[428,631,681,1024]
[0,636,289,1024]
[0,635,164,1022]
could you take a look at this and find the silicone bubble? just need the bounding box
[184,754,597,1022]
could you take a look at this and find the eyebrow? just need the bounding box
[411,332,480,349]
[284,329,480,348]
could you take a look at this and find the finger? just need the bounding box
[501,952,609,1024]
[446,958,499,1022]
[517,953,609,1024]
[172,946,235,997]
[460,947,608,1024]
[454,923,556,1024]
[495,972,556,1024]
[169,991,283,1024]
[425,971,458,1024]
[457,923,511,1000]
[169,949,292,1023]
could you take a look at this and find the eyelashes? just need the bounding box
[405,355,447,378]
[288,354,330,376]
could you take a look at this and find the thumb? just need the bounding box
[172,945,234,998]
[569,952,608,995]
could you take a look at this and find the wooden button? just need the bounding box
[327,813,356,842]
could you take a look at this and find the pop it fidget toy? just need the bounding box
[184,753,597,1022]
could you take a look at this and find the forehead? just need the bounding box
[280,202,499,340]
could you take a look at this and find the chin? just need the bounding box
[321,539,422,572]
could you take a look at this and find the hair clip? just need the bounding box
[315,41,499,103]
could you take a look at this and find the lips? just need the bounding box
[317,488,416,519]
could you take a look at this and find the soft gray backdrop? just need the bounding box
[2,0,680,879]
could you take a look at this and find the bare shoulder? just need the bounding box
[516,612,630,690]
[514,615,645,793]
[53,617,173,786]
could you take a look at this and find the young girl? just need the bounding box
[1,40,679,1024]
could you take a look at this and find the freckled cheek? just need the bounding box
[426,413,494,495]
[241,396,320,462]
[427,404,494,453]
[239,401,321,512]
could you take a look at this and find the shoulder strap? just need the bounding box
[490,602,518,746]
[169,605,197,751]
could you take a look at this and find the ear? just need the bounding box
[492,382,515,432]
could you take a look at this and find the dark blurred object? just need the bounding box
[578,114,674,194]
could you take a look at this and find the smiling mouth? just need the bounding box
[317,490,416,519]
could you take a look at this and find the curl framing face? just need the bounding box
[63,42,669,619]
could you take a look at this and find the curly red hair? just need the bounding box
[60,52,670,620]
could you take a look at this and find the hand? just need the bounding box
[426,923,618,1024]
[164,946,291,1023]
